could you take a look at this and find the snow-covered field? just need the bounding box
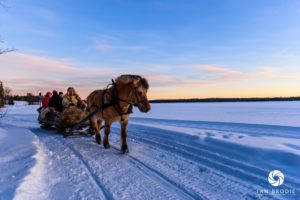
[0,101,299,200]
[132,101,300,127]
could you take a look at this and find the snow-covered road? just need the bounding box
[0,102,299,200]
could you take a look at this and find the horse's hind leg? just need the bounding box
[94,124,101,145]
[90,117,101,144]
[103,122,111,149]
[96,119,102,143]
[89,119,95,134]
[121,120,129,153]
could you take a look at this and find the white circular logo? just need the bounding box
[268,170,284,187]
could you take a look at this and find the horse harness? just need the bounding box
[100,79,134,122]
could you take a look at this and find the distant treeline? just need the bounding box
[12,93,41,105]
[150,97,300,103]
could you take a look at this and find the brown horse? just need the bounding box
[86,75,151,153]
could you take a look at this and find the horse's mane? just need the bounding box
[115,74,149,89]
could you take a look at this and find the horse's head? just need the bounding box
[115,75,151,113]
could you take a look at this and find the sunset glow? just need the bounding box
[1,1,300,99]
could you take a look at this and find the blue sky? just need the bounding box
[0,0,300,99]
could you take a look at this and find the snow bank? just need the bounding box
[13,140,48,200]
[132,101,300,127]
[0,126,47,199]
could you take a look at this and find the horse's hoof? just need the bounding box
[121,148,129,154]
[96,135,101,145]
[121,145,129,154]
[96,139,101,145]
[103,141,110,149]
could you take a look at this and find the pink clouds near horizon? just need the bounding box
[191,64,298,81]
[0,52,120,97]
[1,52,299,99]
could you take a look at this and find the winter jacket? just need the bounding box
[42,96,51,107]
[49,92,63,112]
[62,93,83,108]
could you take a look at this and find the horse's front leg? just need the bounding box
[103,122,111,149]
[121,120,129,153]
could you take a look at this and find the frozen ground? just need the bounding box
[132,101,300,127]
[0,101,299,200]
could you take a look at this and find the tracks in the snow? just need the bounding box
[125,125,300,191]
[31,128,112,200]
[110,145,202,200]
[109,127,287,200]
[53,136,113,200]
[128,129,267,183]
[55,136,201,200]
[31,122,294,200]
[32,128,200,200]
[109,134,256,200]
